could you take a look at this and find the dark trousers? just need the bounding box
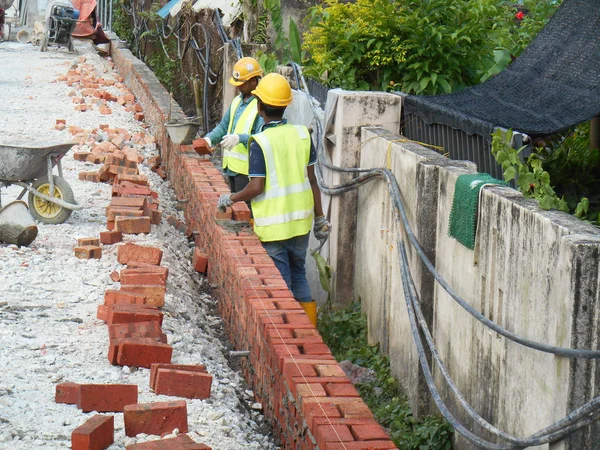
[228,174,252,214]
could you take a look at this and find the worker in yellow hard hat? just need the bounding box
[201,56,264,193]
[217,73,331,327]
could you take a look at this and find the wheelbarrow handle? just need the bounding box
[14,182,84,211]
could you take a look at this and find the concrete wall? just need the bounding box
[343,119,600,448]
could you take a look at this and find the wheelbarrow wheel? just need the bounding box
[28,176,75,224]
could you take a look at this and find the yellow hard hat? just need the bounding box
[251,73,293,107]
[229,57,263,86]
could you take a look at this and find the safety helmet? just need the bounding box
[251,73,293,107]
[229,57,263,86]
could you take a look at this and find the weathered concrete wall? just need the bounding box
[351,126,600,449]
[323,90,402,306]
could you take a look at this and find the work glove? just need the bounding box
[217,193,234,212]
[313,215,331,242]
[203,137,212,148]
[221,134,240,151]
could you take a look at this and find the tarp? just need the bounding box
[70,0,96,37]
[404,0,600,137]
[157,0,180,19]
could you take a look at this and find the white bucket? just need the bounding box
[0,201,38,247]
[16,29,31,44]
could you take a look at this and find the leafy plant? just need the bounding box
[318,303,453,449]
[302,0,510,94]
[491,128,569,211]
[256,51,280,75]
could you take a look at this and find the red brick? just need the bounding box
[77,238,100,247]
[72,415,114,450]
[316,424,354,450]
[115,216,151,234]
[192,248,208,273]
[56,382,80,404]
[97,305,108,321]
[118,285,165,307]
[77,384,138,412]
[150,209,162,225]
[106,305,163,326]
[350,423,391,441]
[104,290,146,305]
[109,270,120,282]
[149,364,207,389]
[192,139,212,156]
[108,321,166,342]
[125,435,211,449]
[113,338,172,368]
[107,208,144,221]
[100,230,122,244]
[74,245,102,259]
[118,243,162,265]
[325,442,397,450]
[120,271,167,286]
[325,383,360,398]
[110,197,147,209]
[154,369,212,399]
[124,400,188,436]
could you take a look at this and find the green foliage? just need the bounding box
[303,0,510,94]
[111,0,134,45]
[289,18,303,64]
[491,128,569,212]
[318,303,453,449]
[256,51,280,75]
[541,123,600,223]
[264,0,287,59]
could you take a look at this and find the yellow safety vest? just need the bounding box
[250,124,314,242]
[224,96,259,175]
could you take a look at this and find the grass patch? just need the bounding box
[318,302,453,449]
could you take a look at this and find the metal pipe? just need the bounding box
[14,182,84,210]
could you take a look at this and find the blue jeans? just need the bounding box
[262,233,312,303]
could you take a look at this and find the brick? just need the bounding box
[72,415,114,450]
[109,321,167,342]
[77,384,138,412]
[99,230,122,244]
[78,171,101,183]
[107,208,144,221]
[350,423,390,441]
[117,243,162,265]
[113,338,172,368]
[78,237,100,246]
[110,197,147,208]
[316,424,354,450]
[325,442,397,450]
[74,245,102,259]
[149,364,207,390]
[119,285,166,307]
[150,209,162,225]
[124,400,188,436]
[97,305,108,321]
[56,382,80,404]
[192,248,208,273]
[106,305,163,325]
[154,369,212,399]
[325,383,360,398]
[125,435,211,449]
[192,139,212,156]
[104,290,146,305]
[74,152,91,161]
[120,271,167,286]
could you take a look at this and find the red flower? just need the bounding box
[515,11,524,20]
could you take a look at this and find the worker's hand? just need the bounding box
[313,215,331,242]
[221,134,240,151]
[217,193,234,212]
[203,137,212,148]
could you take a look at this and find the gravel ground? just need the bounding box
[0,40,277,450]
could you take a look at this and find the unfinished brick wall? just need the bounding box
[109,42,397,450]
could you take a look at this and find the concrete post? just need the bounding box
[324,91,402,307]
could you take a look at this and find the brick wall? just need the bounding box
[109,42,397,450]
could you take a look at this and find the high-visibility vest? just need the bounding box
[224,96,259,175]
[250,124,314,242]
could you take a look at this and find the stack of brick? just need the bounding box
[94,243,173,369]
[74,237,102,260]
[142,135,398,448]
[104,195,161,235]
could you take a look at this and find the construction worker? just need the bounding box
[201,56,264,193]
[217,73,331,326]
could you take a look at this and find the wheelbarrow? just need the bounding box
[0,142,83,224]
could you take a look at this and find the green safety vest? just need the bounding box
[224,96,259,175]
[250,124,314,242]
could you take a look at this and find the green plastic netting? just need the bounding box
[448,173,508,250]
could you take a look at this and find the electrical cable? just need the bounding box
[287,61,600,447]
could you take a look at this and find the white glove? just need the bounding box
[221,134,240,151]
[217,193,234,212]
[313,215,331,242]
[203,137,212,148]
